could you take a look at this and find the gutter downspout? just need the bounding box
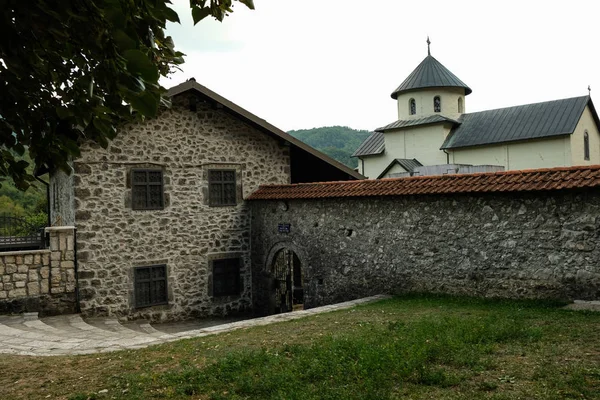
[73,227,81,313]
[443,149,450,164]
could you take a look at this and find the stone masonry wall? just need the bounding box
[0,227,77,315]
[72,95,291,321]
[250,189,600,314]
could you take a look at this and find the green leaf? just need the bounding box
[92,118,113,136]
[113,29,137,50]
[129,92,159,117]
[63,139,81,157]
[56,106,73,120]
[164,7,180,23]
[123,50,159,82]
[239,0,255,9]
[192,6,211,24]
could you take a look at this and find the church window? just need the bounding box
[409,99,416,115]
[458,97,464,113]
[434,96,441,112]
[211,257,241,297]
[584,131,590,160]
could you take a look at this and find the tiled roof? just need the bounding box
[442,96,598,149]
[247,165,600,200]
[376,115,460,132]
[391,55,472,99]
[352,131,384,157]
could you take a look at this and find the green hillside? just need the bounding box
[288,126,370,169]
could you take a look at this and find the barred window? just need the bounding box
[132,169,164,210]
[134,265,168,308]
[409,98,416,115]
[209,170,236,206]
[212,258,241,297]
[584,131,590,161]
[434,96,441,112]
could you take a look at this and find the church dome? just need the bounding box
[391,55,472,99]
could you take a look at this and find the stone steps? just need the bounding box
[0,295,390,356]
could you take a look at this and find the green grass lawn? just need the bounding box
[2,295,600,399]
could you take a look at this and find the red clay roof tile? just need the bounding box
[247,165,600,201]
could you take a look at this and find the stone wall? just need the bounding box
[0,227,77,315]
[250,189,600,314]
[69,95,291,321]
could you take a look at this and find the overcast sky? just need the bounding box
[163,0,599,132]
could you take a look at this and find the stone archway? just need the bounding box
[263,242,308,315]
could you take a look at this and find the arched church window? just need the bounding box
[584,131,590,160]
[458,97,464,113]
[434,96,441,112]
[409,99,416,115]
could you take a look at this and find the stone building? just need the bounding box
[49,79,362,321]
[354,42,600,178]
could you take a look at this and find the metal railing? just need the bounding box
[0,215,46,251]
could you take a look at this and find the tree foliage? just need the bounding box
[289,126,371,168]
[0,0,254,190]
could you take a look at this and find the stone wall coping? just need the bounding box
[45,226,76,233]
[0,249,51,256]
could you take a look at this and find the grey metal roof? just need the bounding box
[391,55,472,99]
[352,131,384,157]
[377,158,423,178]
[376,115,460,132]
[441,96,596,149]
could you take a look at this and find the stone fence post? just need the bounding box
[45,226,76,295]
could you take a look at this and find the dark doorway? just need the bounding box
[270,248,303,314]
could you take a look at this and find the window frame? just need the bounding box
[133,264,168,308]
[458,97,464,113]
[208,169,237,207]
[211,257,241,297]
[434,96,441,113]
[409,98,416,115]
[584,131,590,161]
[131,169,164,210]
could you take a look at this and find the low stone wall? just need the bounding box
[0,227,77,315]
[250,189,600,314]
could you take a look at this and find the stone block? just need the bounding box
[51,251,62,262]
[23,255,33,265]
[0,283,3,290]
[42,253,50,266]
[9,288,27,298]
[0,265,4,275]
[66,269,75,283]
[50,235,59,250]
[66,283,76,292]
[15,281,25,288]
[0,291,6,299]
[13,273,27,282]
[50,286,65,294]
[40,281,49,294]
[61,261,75,270]
[17,265,28,273]
[2,275,10,283]
[15,256,23,265]
[5,264,17,274]
[28,270,39,281]
[4,256,15,264]
[4,283,13,291]
[40,267,50,279]
[27,282,40,296]
[59,234,67,251]
[33,254,41,264]
[67,235,74,251]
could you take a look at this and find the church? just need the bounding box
[354,41,600,179]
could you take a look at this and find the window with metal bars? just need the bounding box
[208,170,237,206]
[131,169,164,210]
[212,258,241,297]
[584,131,590,161]
[134,265,168,308]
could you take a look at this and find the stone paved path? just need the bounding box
[0,295,389,356]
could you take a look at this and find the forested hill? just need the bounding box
[288,126,371,169]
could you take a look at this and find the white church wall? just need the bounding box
[571,105,600,165]
[395,87,465,120]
